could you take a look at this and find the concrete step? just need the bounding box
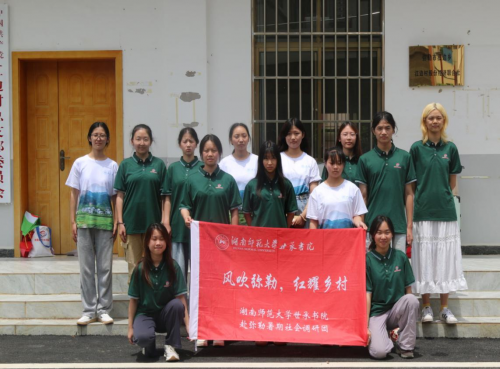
[0,294,129,319]
[417,317,500,338]
[1,317,498,338]
[460,255,500,291]
[425,291,500,317]
[0,256,498,294]
[1,291,496,321]
[0,318,129,336]
[0,256,129,295]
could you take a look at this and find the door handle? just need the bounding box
[60,150,71,171]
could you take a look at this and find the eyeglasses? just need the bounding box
[91,134,107,139]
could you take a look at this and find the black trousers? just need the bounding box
[133,298,184,355]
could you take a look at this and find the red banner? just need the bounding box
[189,221,368,346]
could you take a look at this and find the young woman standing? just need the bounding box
[321,122,363,183]
[278,118,321,228]
[355,112,416,252]
[66,122,118,326]
[114,124,169,279]
[164,128,202,281]
[180,134,241,347]
[410,103,467,324]
[366,216,419,359]
[127,223,189,362]
[308,147,367,230]
[219,123,258,225]
[243,141,297,228]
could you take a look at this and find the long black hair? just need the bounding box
[139,223,176,287]
[337,122,362,158]
[256,141,286,198]
[368,215,395,251]
[278,117,309,154]
[229,122,251,154]
[87,122,110,147]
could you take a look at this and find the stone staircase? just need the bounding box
[0,256,129,335]
[0,255,499,337]
[417,255,500,338]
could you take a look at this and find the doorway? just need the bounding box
[13,51,124,256]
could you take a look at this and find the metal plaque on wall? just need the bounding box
[409,45,464,87]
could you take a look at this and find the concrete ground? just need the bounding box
[1,336,499,367]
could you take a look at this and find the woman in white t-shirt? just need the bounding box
[219,123,258,225]
[308,147,367,230]
[66,122,118,326]
[278,118,321,228]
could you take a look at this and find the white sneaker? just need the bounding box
[164,345,179,362]
[196,339,208,347]
[440,307,458,324]
[76,315,97,326]
[213,340,225,347]
[98,313,114,325]
[421,306,433,323]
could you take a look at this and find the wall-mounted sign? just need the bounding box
[409,45,464,87]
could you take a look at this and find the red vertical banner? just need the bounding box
[189,221,368,346]
[0,5,10,203]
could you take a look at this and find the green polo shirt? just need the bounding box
[321,156,359,183]
[128,260,187,318]
[243,177,298,228]
[355,145,416,234]
[366,248,415,317]
[165,157,203,243]
[410,140,462,222]
[114,153,168,234]
[180,166,242,224]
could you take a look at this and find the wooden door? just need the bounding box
[26,60,117,255]
[58,61,117,254]
[26,62,61,252]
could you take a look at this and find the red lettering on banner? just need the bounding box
[190,222,368,346]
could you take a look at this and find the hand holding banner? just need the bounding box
[189,221,368,346]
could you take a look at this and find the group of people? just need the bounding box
[65,102,467,361]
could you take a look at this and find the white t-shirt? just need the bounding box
[219,153,258,200]
[65,155,118,230]
[307,180,367,229]
[280,152,321,196]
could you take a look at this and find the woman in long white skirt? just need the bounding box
[409,103,468,324]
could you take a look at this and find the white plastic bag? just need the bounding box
[29,226,54,258]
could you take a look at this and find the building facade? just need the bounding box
[1,0,499,256]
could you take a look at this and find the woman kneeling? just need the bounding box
[366,216,419,359]
[127,223,189,362]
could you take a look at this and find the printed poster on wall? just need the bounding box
[189,221,368,346]
[0,5,10,203]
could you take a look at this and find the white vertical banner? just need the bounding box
[0,5,10,203]
[189,220,200,341]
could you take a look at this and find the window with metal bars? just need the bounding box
[252,0,384,162]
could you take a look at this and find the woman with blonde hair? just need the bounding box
[410,103,467,325]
